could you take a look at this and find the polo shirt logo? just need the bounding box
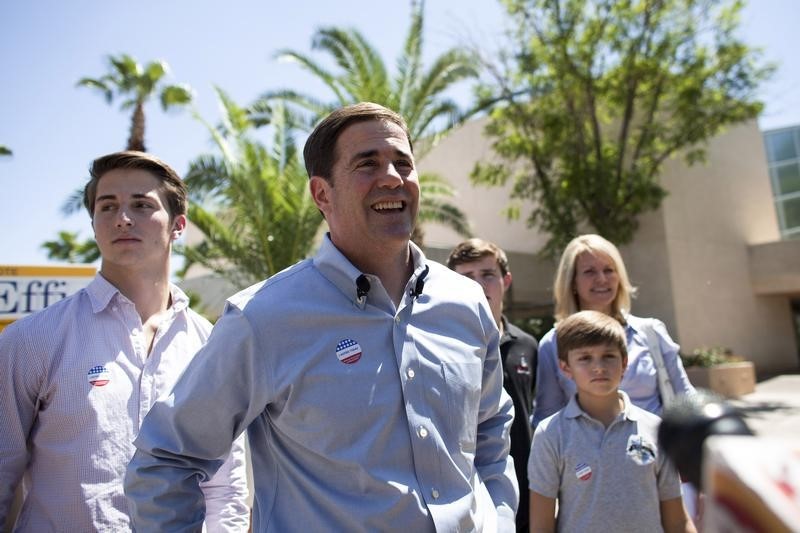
[87,365,111,387]
[575,462,592,481]
[336,339,362,364]
[515,356,531,375]
[626,435,657,466]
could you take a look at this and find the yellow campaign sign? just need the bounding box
[0,265,96,332]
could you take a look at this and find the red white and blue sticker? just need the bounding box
[87,365,111,387]
[336,338,362,364]
[575,462,593,481]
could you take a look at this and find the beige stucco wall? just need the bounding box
[656,121,797,374]
[421,118,549,256]
[419,118,799,374]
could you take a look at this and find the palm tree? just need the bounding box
[77,53,193,152]
[252,0,475,244]
[41,231,101,263]
[181,89,322,289]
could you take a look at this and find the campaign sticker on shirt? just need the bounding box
[336,339,362,364]
[575,462,592,481]
[626,435,657,466]
[515,356,531,375]
[87,365,111,387]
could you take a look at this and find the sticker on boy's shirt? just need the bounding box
[575,462,592,481]
[626,434,657,466]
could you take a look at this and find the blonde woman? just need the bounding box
[532,234,696,427]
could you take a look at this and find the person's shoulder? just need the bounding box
[0,289,89,356]
[626,401,662,430]
[505,320,537,345]
[227,258,315,310]
[537,405,570,433]
[427,260,488,306]
[2,289,88,336]
[539,326,557,345]
[183,306,214,332]
[625,313,665,331]
[429,260,480,289]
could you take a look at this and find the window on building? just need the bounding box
[764,127,800,239]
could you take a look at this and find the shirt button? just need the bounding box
[407,368,415,379]
[431,488,440,499]
[394,315,401,324]
[418,426,428,439]
[112,306,118,312]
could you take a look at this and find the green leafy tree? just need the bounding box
[41,231,101,263]
[0,145,11,156]
[181,89,322,288]
[472,0,772,255]
[254,0,474,244]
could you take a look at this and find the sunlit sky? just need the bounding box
[1,0,798,267]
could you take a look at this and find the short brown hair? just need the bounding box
[303,102,413,182]
[83,151,187,219]
[446,238,509,276]
[556,310,627,362]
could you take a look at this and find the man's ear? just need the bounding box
[171,214,187,240]
[503,271,513,292]
[309,176,332,215]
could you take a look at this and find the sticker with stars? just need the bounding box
[336,338,362,364]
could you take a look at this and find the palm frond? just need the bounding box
[61,187,87,216]
[160,83,193,110]
[274,49,347,104]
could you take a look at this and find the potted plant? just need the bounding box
[681,346,756,398]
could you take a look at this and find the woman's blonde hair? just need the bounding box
[553,234,635,323]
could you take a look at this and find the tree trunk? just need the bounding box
[127,102,146,152]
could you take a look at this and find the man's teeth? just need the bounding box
[373,201,403,210]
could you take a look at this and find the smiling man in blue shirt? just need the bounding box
[125,102,518,531]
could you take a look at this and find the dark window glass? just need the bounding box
[782,196,800,229]
[776,162,800,195]
[766,130,797,162]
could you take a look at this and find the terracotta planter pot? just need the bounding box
[685,361,756,398]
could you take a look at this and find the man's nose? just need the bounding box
[378,162,404,188]
[116,209,133,227]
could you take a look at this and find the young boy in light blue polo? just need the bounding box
[527,310,695,532]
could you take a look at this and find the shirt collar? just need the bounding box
[313,234,427,306]
[500,316,516,343]
[85,273,188,314]
[564,389,640,422]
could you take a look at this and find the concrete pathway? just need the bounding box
[730,373,800,441]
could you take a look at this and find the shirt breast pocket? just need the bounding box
[441,361,482,454]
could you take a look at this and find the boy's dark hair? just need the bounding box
[446,238,509,276]
[83,150,187,219]
[556,310,627,362]
[303,102,413,183]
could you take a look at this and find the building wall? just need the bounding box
[419,118,799,374]
[657,122,797,374]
